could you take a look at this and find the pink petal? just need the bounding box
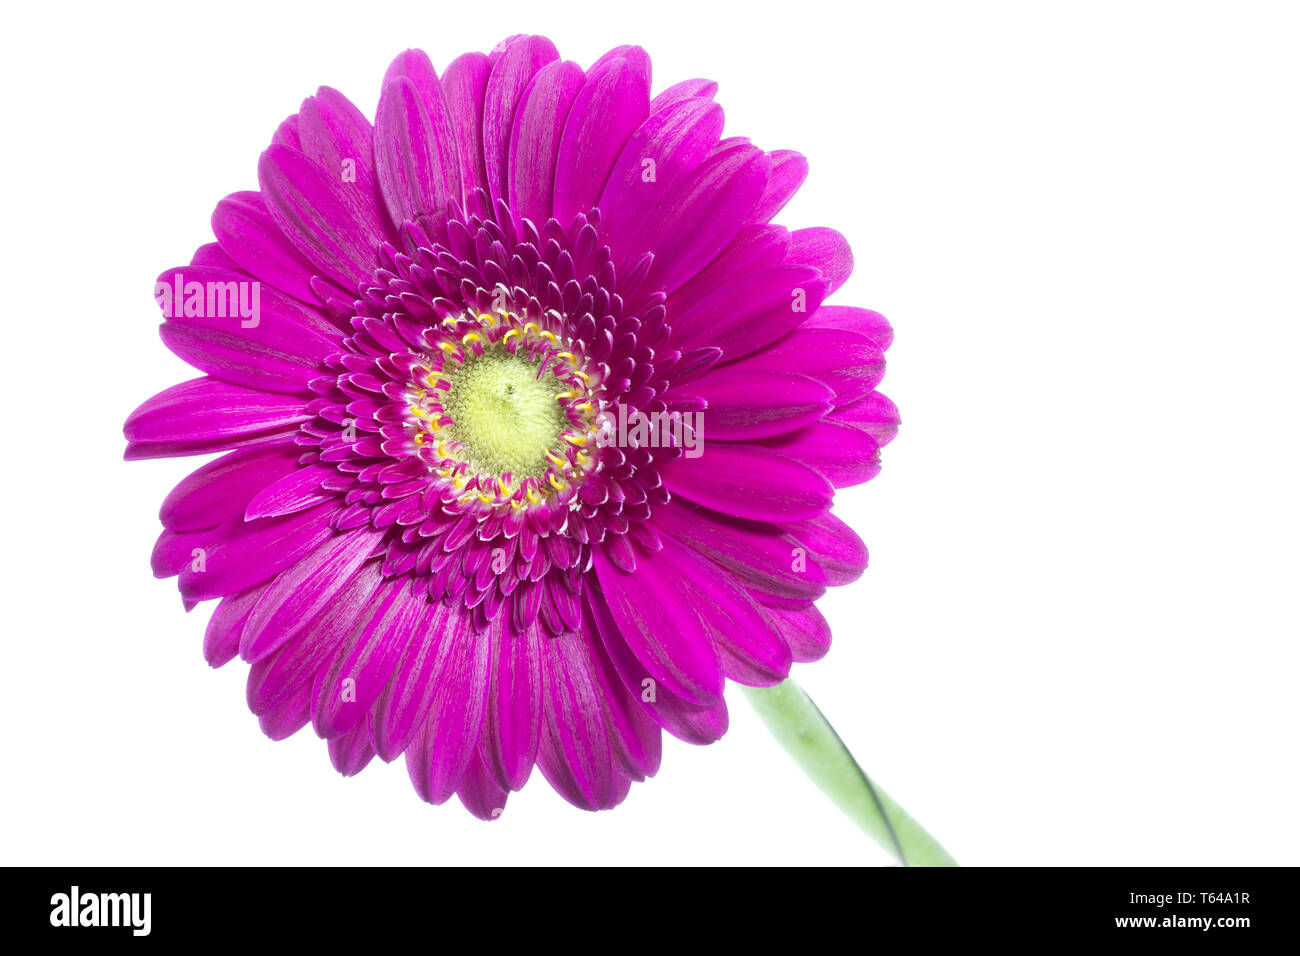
[660,443,833,522]
[593,537,723,706]
[211,191,327,305]
[787,226,853,294]
[405,607,492,803]
[683,367,833,439]
[552,55,651,224]
[241,524,386,663]
[177,501,337,601]
[758,420,882,488]
[650,78,718,112]
[600,97,726,275]
[779,511,870,586]
[257,145,384,292]
[535,629,619,810]
[652,497,826,604]
[370,601,465,762]
[508,59,586,225]
[751,149,808,224]
[441,52,493,210]
[805,304,895,350]
[634,145,771,296]
[456,748,510,820]
[482,36,560,206]
[375,71,461,225]
[161,444,301,532]
[719,327,884,404]
[671,265,827,359]
[483,615,543,790]
[313,575,426,739]
[124,377,309,444]
[829,390,901,447]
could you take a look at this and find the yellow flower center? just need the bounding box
[441,346,568,479]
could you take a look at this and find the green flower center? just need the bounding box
[441,346,568,479]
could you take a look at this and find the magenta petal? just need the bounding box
[271,113,300,150]
[589,594,729,745]
[405,608,491,803]
[178,501,336,601]
[787,226,853,294]
[671,265,827,358]
[482,36,560,206]
[383,50,440,100]
[204,586,262,667]
[258,682,312,740]
[805,304,895,351]
[650,77,719,112]
[245,561,381,718]
[830,390,901,447]
[156,266,340,394]
[151,527,213,579]
[241,525,385,663]
[375,74,461,226]
[622,523,791,685]
[370,602,462,762]
[483,615,543,790]
[211,191,327,305]
[552,56,651,224]
[313,575,425,738]
[382,49,464,206]
[535,629,619,810]
[328,721,377,776]
[298,87,375,182]
[508,59,585,225]
[652,497,826,604]
[721,327,884,404]
[656,693,728,745]
[691,569,792,686]
[157,263,340,340]
[758,420,882,488]
[683,367,833,440]
[124,377,308,444]
[665,224,790,317]
[124,427,299,462]
[600,97,726,273]
[587,44,651,84]
[189,242,241,271]
[593,537,723,706]
[257,144,383,292]
[751,149,808,224]
[762,602,832,663]
[577,623,662,780]
[243,463,334,521]
[161,444,300,532]
[298,87,389,237]
[441,52,492,209]
[779,511,869,586]
[635,145,771,296]
[661,443,834,522]
[456,748,510,820]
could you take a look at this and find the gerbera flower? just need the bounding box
[124,35,899,818]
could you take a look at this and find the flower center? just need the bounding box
[401,307,601,511]
[442,346,567,479]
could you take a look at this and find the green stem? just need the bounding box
[742,680,957,867]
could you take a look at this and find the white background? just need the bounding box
[1,0,1296,866]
